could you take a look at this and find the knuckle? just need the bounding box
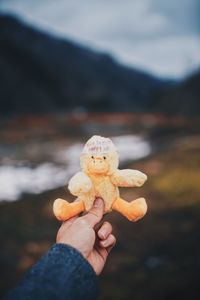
[103,221,109,226]
[76,218,88,227]
[103,221,112,230]
[105,221,112,231]
[110,234,116,244]
[88,211,99,219]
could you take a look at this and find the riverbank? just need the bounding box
[1,130,200,299]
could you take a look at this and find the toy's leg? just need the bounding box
[53,198,84,221]
[112,197,147,222]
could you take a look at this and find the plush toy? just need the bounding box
[53,135,147,222]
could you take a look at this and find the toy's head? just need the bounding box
[80,135,119,175]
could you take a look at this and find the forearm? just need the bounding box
[4,244,99,300]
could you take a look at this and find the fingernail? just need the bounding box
[99,228,107,239]
[94,198,103,208]
[101,239,108,247]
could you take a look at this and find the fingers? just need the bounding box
[81,198,104,228]
[99,234,116,252]
[98,221,112,240]
[95,233,116,271]
[97,221,116,254]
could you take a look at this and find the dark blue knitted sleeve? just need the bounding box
[4,243,99,300]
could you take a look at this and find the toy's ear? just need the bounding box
[80,154,90,172]
[108,151,119,175]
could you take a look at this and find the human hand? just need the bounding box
[56,198,116,275]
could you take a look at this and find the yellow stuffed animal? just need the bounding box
[53,135,147,222]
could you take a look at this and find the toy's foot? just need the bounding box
[126,198,147,222]
[112,197,147,222]
[53,198,84,221]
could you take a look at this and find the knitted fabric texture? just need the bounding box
[4,244,99,300]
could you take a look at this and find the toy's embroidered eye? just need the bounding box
[91,156,94,159]
[103,156,106,160]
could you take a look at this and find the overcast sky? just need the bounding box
[1,0,200,79]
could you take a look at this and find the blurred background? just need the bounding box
[0,0,200,299]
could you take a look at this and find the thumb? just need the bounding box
[82,198,104,228]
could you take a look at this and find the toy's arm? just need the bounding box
[68,172,93,196]
[110,169,147,187]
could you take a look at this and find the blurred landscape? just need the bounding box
[0,113,200,300]
[0,5,200,300]
[0,15,200,116]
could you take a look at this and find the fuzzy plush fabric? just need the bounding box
[4,244,99,300]
[54,135,148,222]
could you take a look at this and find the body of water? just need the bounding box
[0,135,151,201]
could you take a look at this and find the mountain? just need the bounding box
[152,70,200,116]
[0,14,167,115]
